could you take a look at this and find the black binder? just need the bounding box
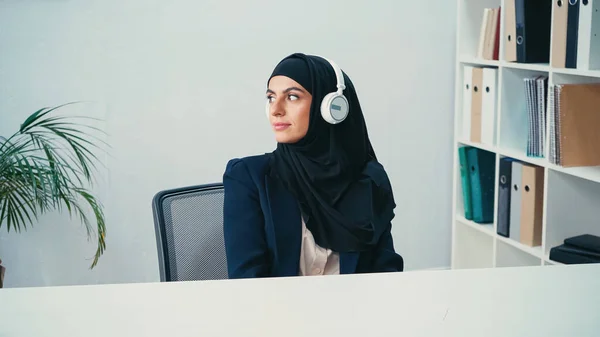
[496,157,513,237]
[565,0,581,69]
[549,234,600,264]
[515,0,553,63]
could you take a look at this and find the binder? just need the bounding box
[462,66,474,140]
[551,0,569,68]
[470,67,484,143]
[458,146,473,220]
[504,0,518,62]
[486,8,500,60]
[515,0,553,63]
[466,147,495,224]
[550,244,600,264]
[519,164,544,247]
[565,0,582,68]
[565,234,600,254]
[509,161,523,242]
[493,8,501,60]
[576,0,600,70]
[497,157,514,237]
[478,8,491,59]
[481,68,497,146]
[550,234,600,264]
[554,83,600,167]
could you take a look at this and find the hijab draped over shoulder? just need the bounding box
[267,53,396,253]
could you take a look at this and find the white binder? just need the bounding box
[577,0,600,70]
[481,68,497,146]
[462,66,473,140]
[509,161,523,242]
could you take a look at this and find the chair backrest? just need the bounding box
[152,183,228,282]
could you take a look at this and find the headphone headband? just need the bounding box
[322,57,346,94]
[266,55,350,125]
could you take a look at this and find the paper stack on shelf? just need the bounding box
[524,75,548,158]
[477,7,501,61]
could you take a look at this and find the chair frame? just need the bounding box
[152,183,224,282]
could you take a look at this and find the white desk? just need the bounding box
[1,264,599,337]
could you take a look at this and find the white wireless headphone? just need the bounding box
[266,56,349,125]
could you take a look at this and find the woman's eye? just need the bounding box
[266,96,274,103]
[288,94,298,101]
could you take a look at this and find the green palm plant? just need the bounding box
[0,102,108,269]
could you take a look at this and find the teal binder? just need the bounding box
[466,147,495,224]
[458,146,473,220]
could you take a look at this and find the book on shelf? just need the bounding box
[523,75,548,158]
[548,83,600,167]
[477,7,500,61]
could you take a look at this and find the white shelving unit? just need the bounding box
[451,0,600,269]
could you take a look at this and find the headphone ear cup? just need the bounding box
[320,93,349,124]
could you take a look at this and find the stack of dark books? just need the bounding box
[550,234,600,264]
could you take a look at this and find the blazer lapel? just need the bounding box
[265,174,302,277]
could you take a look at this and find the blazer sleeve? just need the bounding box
[370,225,404,272]
[222,158,270,278]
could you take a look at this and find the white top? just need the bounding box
[1,264,598,336]
[298,219,340,276]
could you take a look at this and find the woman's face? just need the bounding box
[266,75,312,144]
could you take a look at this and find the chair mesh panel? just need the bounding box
[161,188,228,281]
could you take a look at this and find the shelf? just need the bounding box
[496,234,543,260]
[452,0,600,270]
[552,67,600,78]
[544,170,600,257]
[459,56,500,67]
[497,147,547,168]
[456,215,494,237]
[502,61,550,72]
[456,139,496,153]
[496,239,542,268]
[543,254,564,266]
[452,219,494,269]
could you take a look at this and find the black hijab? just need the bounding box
[267,53,396,253]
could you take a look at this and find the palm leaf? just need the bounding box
[0,102,108,268]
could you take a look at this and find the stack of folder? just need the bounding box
[458,146,495,224]
[551,0,600,70]
[550,234,600,264]
[462,66,497,145]
[504,0,552,63]
[477,7,501,60]
[548,83,600,167]
[524,75,548,158]
[496,158,544,247]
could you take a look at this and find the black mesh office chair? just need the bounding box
[152,183,229,281]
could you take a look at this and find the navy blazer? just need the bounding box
[222,153,404,279]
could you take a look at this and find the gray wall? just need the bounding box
[0,0,457,287]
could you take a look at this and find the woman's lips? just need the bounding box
[273,123,291,131]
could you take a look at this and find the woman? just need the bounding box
[222,52,403,279]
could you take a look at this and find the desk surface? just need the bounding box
[1,264,599,337]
